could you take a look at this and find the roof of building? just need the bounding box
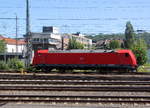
[62,33,90,40]
[0,35,26,45]
[0,35,5,39]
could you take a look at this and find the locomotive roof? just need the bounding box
[48,49,116,53]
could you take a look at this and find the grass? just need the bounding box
[137,63,150,72]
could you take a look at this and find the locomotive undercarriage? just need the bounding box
[34,64,137,72]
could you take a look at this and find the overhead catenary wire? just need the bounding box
[0,0,150,36]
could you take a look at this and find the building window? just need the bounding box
[44,38,48,43]
[37,38,39,42]
[40,39,43,42]
[12,48,14,53]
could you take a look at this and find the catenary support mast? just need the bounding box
[25,0,32,67]
[15,15,18,55]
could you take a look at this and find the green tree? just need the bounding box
[109,40,121,49]
[67,37,84,49]
[131,39,148,65]
[0,40,6,53]
[125,21,135,48]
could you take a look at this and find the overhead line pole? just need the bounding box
[26,0,30,34]
[25,0,32,67]
[15,15,18,56]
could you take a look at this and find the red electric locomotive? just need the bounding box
[32,49,137,72]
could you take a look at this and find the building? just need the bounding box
[43,26,59,33]
[31,26,62,51]
[0,35,26,60]
[0,35,25,53]
[62,33,92,49]
[95,39,124,49]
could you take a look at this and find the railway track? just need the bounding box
[1,73,150,92]
[1,73,150,81]
[1,73,150,106]
[1,85,150,92]
[1,80,150,85]
[0,95,150,104]
[0,70,150,75]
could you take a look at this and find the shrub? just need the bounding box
[0,40,6,53]
[67,37,84,49]
[0,61,9,70]
[7,58,24,70]
[109,40,121,49]
[131,39,148,65]
[26,66,37,72]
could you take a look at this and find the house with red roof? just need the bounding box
[0,35,26,53]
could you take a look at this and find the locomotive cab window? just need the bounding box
[125,53,129,57]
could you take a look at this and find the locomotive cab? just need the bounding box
[117,50,137,70]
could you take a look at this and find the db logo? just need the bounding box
[80,57,84,61]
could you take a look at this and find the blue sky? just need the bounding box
[0,0,150,38]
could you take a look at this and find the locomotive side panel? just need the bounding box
[42,53,119,64]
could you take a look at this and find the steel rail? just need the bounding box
[1,80,150,85]
[0,95,150,103]
[1,86,150,92]
[1,95,150,98]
